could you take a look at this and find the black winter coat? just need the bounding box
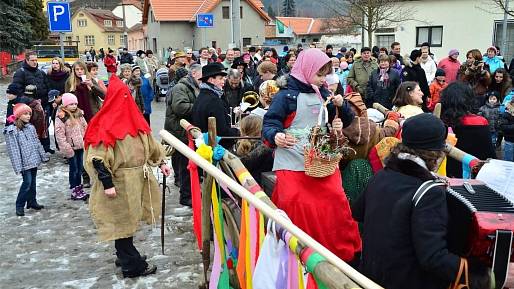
[192,84,239,147]
[12,62,49,103]
[366,68,401,109]
[446,115,496,178]
[500,110,514,142]
[119,52,134,64]
[46,70,70,94]
[353,155,461,289]
[402,61,431,111]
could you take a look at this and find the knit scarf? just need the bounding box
[379,68,389,87]
[200,82,224,98]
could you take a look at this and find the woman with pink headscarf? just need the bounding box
[262,49,361,262]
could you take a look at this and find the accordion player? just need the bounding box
[446,178,514,289]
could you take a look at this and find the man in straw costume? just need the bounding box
[84,75,171,278]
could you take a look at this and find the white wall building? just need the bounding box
[365,0,513,62]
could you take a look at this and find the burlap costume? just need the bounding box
[85,133,164,241]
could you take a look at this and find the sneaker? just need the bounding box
[172,206,193,217]
[71,186,86,200]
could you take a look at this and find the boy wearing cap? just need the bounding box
[353,113,491,289]
[428,68,448,111]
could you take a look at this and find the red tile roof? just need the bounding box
[143,0,270,23]
[276,17,329,35]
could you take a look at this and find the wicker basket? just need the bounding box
[303,125,343,178]
[304,147,342,178]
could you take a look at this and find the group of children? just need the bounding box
[5,87,89,216]
[4,61,158,216]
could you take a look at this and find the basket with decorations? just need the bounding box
[303,100,355,178]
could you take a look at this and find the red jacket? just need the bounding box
[437,57,461,83]
[104,55,118,73]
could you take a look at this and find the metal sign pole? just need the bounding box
[60,32,65,59]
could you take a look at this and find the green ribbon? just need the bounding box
[305,253,329,289]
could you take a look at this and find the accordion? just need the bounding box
[446,179,514,288]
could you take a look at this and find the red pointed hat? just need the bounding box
[84,75,151,149]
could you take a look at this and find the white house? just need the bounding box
[112,0,143,29]
[365,0,513,62]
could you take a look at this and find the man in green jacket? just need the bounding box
[164,64,202,208]
[347,47,378,103]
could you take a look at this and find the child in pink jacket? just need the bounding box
[55,93,89,200]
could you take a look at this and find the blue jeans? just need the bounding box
[69,149,84,189]
[505,141,514,162]
[16,168,38,209]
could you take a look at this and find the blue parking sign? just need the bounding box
[197,14,214,28]
[47,2,72,32]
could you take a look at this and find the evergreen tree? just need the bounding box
[281,0,296,17]
[25,0,49,41]
[0,0,32,53]
[267,4,276,18]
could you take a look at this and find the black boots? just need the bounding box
[27,203,44,210]
[122,264,157,278]
[16,208,24,216]
[115,255,147,267]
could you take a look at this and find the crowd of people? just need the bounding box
[3,39,514,286]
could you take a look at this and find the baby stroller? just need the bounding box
[155,68,169,102]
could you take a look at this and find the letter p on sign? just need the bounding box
[47,2,72,32]
[53,5,65,22]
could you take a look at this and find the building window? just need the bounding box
[104,20,112,27]
[66,36,72,41]
[240,6,243,18]
[78,19,87,27]
[84,35,95,46]
[222,6,229,19]
[76,35,80,41]
[212,41,217,48]
[416,26,443,47]
[116,20,124,27]
[376,34,395,49]
[301,38,306,43]
[313,38,319,42]
[108,34,115,45]
[243,37,251,46]
[120,35,125,46]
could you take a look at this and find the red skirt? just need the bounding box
[272,170,362,261]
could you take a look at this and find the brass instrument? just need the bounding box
[241,91,259,110]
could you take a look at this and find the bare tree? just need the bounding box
[321,0,416,47]
[485,0,514,16]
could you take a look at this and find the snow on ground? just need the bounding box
[0,79,203,289]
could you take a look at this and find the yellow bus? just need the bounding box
[32,45,79,64]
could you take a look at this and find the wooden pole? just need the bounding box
[160,128,383,289]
